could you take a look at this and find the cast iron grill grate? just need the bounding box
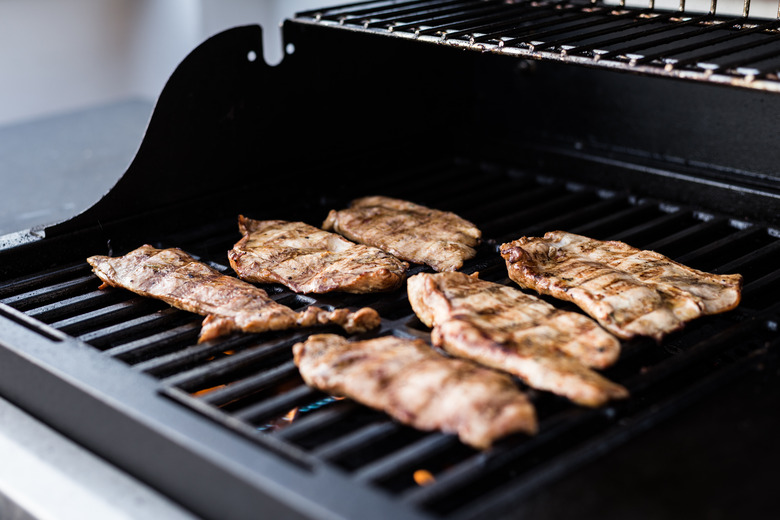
[295,0,780,91]
[0,155,777,518]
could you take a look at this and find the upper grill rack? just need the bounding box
[1,155,778,519]
[295,0,780,92]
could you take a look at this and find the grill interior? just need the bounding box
[296,0,780,91]
[1,153,777,519]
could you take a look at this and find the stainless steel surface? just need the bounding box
[0,396,197,520]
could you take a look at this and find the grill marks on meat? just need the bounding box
[293,333,537,449]
[322,196,481,272]
[87,245,380,343]
[228,216,407,294]
[500,231,743,341]
[408,272,627,407]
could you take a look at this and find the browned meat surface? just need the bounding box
[322,196,481,272]
[87,245,380,343]
[293,333,537,449]
[228,216,407,294]
[500,231,743,341]
[408,272,627,407]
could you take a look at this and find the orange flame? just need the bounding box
[192,384,227,397]
[284,407,300,422]
[413,469,436,487]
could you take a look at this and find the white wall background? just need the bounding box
[0,0,335,127]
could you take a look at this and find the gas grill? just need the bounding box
[1,1,779,519]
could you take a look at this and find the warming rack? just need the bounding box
[295,0,780,92]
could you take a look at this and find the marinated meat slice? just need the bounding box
[87,245,380,343]
[228,216,407,294]
[293,333,537,449]
[408,272,627,407]
[500,231,743,341]
[322,196,481,272]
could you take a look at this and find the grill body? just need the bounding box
[0,2,779,519]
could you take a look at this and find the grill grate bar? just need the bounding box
[233,384,320,424]
[641,215,726,253]
[160,335,300,391]
[103,321,201,362]
[447,348,762,520]
[516,196,627,237]
[1,274,98,311]
[483,191,597,238]
[391,1,540,34]
[595,15,724,61]
[451,179,556,223]
[134,333,266,377]
[0,262,90,299]
[566,200,658,237]
[713,237,780,274]
[714,40,780,74]
[274,400,358,441]
[399,407,593,508]
[626,19,741,65]
[619,315,754,396]
[466,4,588,44]
[77,308,190,349]
[353,433,461,484]
[49,298,162,335]
[608,207,685,242]
[441,2,565,41]
[198,359,299,407]
[742,268,780,300]
[641,19,780,68]
[551,11,677,53]
[313,0,471,23]
[675,224,761,263]
[562,11,679,56]
[377,1,512,32]
[495,11,603,48]
[24,289,125,322]
[525,9,654,52]
[313,420,400,460]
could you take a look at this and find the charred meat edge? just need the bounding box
[408,272,627,407]
[87,245,380,343]
[228,215,407,294]
[500,231,743,340]
[322,195,481,272]
[293,333,537,449]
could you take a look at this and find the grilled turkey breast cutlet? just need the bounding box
[500,231,743,340]
[323,196,481,272]
[228,216,408,294]
[293,334,538,449]
[87,245,380,342]
[407,272,627,407]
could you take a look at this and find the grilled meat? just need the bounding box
[500,231,743,340]
[293,333,537,449]
[407,272,627,407]
[228,216,407,294]
[87,245,380,342]
[322,196,481,272]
